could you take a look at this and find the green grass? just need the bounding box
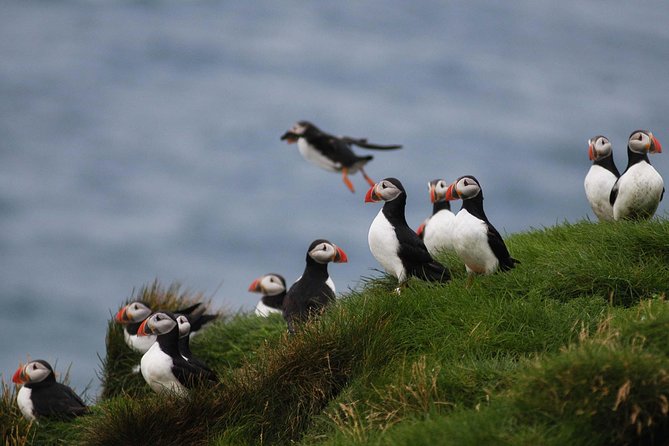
[3,219,669,445]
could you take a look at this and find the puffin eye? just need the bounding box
[382,183,387,189]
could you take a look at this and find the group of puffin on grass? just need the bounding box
[10,122,663,421]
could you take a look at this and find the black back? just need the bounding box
[177,329,218,382]
[282,240,337,333]
[381,178,450,282]
[459,180,518,271]
[301,122,371,167]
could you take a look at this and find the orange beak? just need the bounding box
[334,246,348,263]
[365,185,380,203]
[429,184,437,203]
[137,319,150,336]
[444,183,460,201]
[416,222,426,237]
[115,306,128,323]
[248,278,262,293]
[651,133,662,154]
[588,141,595,160]
[12,365,26,384]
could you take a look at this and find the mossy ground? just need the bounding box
[2,219,669,445]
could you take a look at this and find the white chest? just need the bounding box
[453,210,499,275]
[613,162,664,220]
[255,300,283,317]
[368,210,405,281]
[584,165,617,221]
[423,209,457,256]
[140,343,186,394]
[298,138,340,172]
[17,386,35,420]
[124,329,156,354]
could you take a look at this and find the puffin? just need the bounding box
[137,311,218,394]
[248,273,287,317]
[12,359,87,421]
[282,239,347,334]
[175,314,218,382]
[416,179,457,257]
[444,175,519,275]
[584,135,620,221]
[280,121,402,193]
[610,130,664,220]
[115,301,216,354]
[365,177,451,288]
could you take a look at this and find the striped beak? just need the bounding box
[115,306,129,323]
[333,245,348,263]
[248,278,262,293]
[650,133,662,154]
[137,319,151,336]
[12,365,27,385]
[588,139,595,160]
[444,182,460,201]
[365,184,380,203]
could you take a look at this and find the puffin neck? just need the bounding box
[433,200,451,214]
[594,153,620,176]
[178,336,192,358]
[262,292,286,309]
[24,372,56,389]
[626,149,650,170]
[461,193,489,222]
[156,329,181,357]
[304,256,330,281]
[125,321,143,335]
[381,193,408,226]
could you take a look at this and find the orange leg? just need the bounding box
[361,168,375,187]
[342,168,355,193]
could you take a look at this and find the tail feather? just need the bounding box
[412,261,451,282]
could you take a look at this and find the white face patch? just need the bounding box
[375,180,403,202]
[309,242,336,264]
[456,177,481,200]
[147,313,177,336]
[260,275,286,296]
[176,315,191,337]
[22,361,52,384]
[628,131,650,154]
[127,302,152,322]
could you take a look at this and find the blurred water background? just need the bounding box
[2,0,668,395]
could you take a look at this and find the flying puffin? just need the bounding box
[282,239,347,334]
[584,135,620,221]
[175,314,218,382]
[248,273,287,317]
[444,175,519,275]
[416,179,457,257]
[280,121,402,193]
[610,130,664,220]
[137,311,218,394]
[365,177,451,288]
[12,359,87,421]
[115,301,216,354]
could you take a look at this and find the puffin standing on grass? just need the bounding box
[610,130,664,220]
[248,273,287,317]
[416,179,457,257]
[12,359,87,421]
[365,177,450,289]
[282,239,347,334]
[444,175,519,276]
[584,135,620,221]
[280,121,402,193]
[137,312,218,394]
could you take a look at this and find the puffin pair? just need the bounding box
[115,301,217,354]
[282,239,347,334]
[248,273,287,317]
[137,311,218,394]
[12,359,87,421]
[416,179,457,257]
[365,178,450,288]
[281,121,402,193]
[585,130,663,221]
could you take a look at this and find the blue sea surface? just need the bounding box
[2,0,668,395]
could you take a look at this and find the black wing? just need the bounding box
[486,223,518,271]
[341,136,402,150]
[190,313,218,333]
[171,356,214,389]
[176,302,202,316]
[33,383,87,419]
[397,227,450,282]
[609,178,620,206]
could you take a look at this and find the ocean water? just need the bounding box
[2,0,668,395]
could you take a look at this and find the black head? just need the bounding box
[587,135,612,161]
[306,239,348,265]
[364,177,406,203]
[281,121,319,142]
[12,359,55,385]
[628,130,662,155]
[248,273,287,296]
[137,311,178,337]
[444,175,483,201]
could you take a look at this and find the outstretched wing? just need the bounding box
[341,136,402,150]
